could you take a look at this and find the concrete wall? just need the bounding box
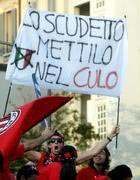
[0,70,35,116]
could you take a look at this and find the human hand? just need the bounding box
[41,126,59,138]
[107,125,120,140]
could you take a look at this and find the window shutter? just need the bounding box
[11,8,17,43]
[0,13,4,55]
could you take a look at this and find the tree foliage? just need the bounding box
[52,105,99,150]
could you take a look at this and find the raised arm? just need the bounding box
[23,128,53,163]
[23,128,53,151]
[76,126,120,165]
[24,150,41,163]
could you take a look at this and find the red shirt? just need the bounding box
[37,152,61,172]
[37,162,62,180]
[96,176,109,180]
[37,152,47,172]
[76,166,106,180]
[0,144,24,180]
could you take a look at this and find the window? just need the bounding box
[101,120,103,125]
[74,2,90,16]
[48,0,56,11]
[96,0,105,9]
[101,113,103,118]
[0,13,4,56]
[0,8,17,56]
[101,127,103,132]
[5,10,13,53]
[101,106,103,111]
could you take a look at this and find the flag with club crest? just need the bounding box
[0,96,72,163]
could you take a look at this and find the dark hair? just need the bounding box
[16,165,39,180]
[89,147,111,171]
[107,164,133,180]
[60,145,77,164]
[60,164,77,180]
[60,145,77,180]
[0,152,3,172]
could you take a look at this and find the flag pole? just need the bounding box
[32,73,46,128]
[3,82,12,117]
[115,97,120,149]
[115,15,126,148]
[46,89,51,129]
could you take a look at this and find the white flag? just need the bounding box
[6,7,128,97]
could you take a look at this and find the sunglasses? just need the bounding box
[50,138,63,143]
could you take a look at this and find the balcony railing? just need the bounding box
[0,40,13,64]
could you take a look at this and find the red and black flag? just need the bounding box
[0,96,72,161]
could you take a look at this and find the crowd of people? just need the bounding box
[0,126,133,180]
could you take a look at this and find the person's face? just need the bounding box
[49,135,64,155]
[93,150,106,165]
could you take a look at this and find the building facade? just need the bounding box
[0,0,140,179]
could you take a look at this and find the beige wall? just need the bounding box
[104,0,140,107]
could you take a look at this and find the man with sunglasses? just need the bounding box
[36,130,64,172]
[24,130,64,172]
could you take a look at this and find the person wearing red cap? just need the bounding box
[36,130,64,172]
[24,130,64,173]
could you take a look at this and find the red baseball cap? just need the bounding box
[49,130,64,139]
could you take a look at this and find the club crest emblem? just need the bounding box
[0,110,21,135]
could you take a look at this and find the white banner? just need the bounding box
[6,7,128,97]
